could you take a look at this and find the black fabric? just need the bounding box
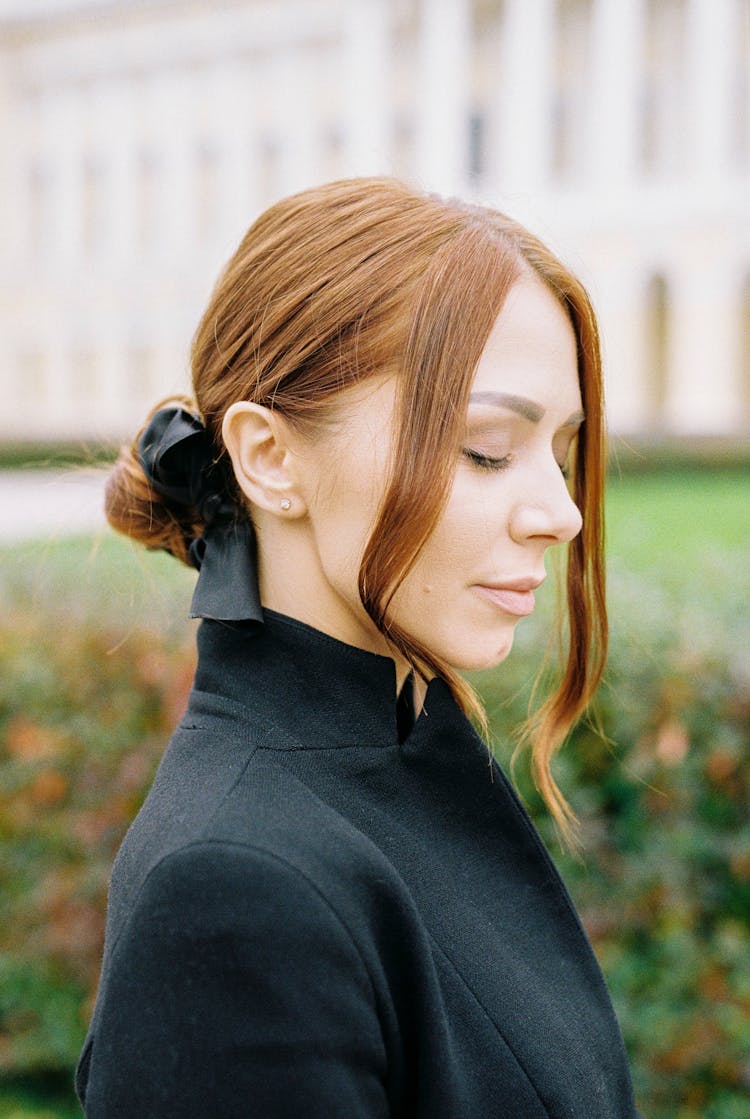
[138,407,217,511]
[77,611,640,1118]
[186,518,261,623]
[395,673,415,744]
[138,406,263,623]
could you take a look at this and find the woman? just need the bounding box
[77,178,640,1117]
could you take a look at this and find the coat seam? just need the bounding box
[187,687,394,751]
[428,936,552,1118]
[111,837,385,1042]
[99,734,264,967]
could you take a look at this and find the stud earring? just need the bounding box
[279,498,292,511]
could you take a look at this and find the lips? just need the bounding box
[474,577,544,617]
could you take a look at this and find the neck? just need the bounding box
[255,519,419,699]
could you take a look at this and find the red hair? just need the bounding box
[106,178,607,842]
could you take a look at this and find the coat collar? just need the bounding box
[192,610,452,750]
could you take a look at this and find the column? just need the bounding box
[594,262,650,434]
[97,78,137,267]
[588,0,645,189]
[494,0,555,196]
[97,330,129,438]
[207,60,261,249]
[44,85,83,265]
[666,259,739,433]
[415,0,472,195]
[152,330,191,407]
[274,44,320,198]
[685,0,735,184]
[12,92,37,264]
[43,303,73,436]
[0,62,20,263]
[152,70,194,258]
[340,0,391,177]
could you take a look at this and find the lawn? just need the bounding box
[605,466,749,576]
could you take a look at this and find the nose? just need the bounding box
[508,466,583,547]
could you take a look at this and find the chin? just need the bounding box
[448,631,516,674]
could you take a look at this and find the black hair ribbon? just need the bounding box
[138,406,263,623]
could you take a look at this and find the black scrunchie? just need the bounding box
[138,406,263,623]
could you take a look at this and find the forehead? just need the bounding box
[471,275,581,409]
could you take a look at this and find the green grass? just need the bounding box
[1,531,196,631]
[605,467,750,575]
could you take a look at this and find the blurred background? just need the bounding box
[0,1,749,1117]
[1,0,749,445]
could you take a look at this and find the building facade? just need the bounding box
[0,0,748,443]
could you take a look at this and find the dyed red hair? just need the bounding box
[106,178,607,842]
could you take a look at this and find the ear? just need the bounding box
[222,402,306,517]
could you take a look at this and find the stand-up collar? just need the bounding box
[192,610,431,750]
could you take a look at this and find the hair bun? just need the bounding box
[105,397,204,566]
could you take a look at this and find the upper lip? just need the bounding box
[477,576,546,592]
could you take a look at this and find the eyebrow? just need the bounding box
[468,391,585,428]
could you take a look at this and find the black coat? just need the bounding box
[77,612,640,1117]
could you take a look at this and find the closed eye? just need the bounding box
[462,448,512,471]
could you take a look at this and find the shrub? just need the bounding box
[0,605,195,1078]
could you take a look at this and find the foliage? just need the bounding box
[0,606,195,1086]
[1,469,749,1117]
[0,1076,82,1119]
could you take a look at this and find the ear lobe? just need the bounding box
[222,402,305,516]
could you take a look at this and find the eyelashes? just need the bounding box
[462,448,512,471]
[462,448,572,479]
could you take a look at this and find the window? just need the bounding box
[645,273,670,427]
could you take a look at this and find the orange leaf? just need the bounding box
[30,769,68,806]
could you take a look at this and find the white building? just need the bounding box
[0,0,748,444]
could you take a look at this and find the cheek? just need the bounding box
[307,448,385,592]
[386,502,476,636]
[412,526,475,596]
[412,475,509,591]
[316,510,371,586]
